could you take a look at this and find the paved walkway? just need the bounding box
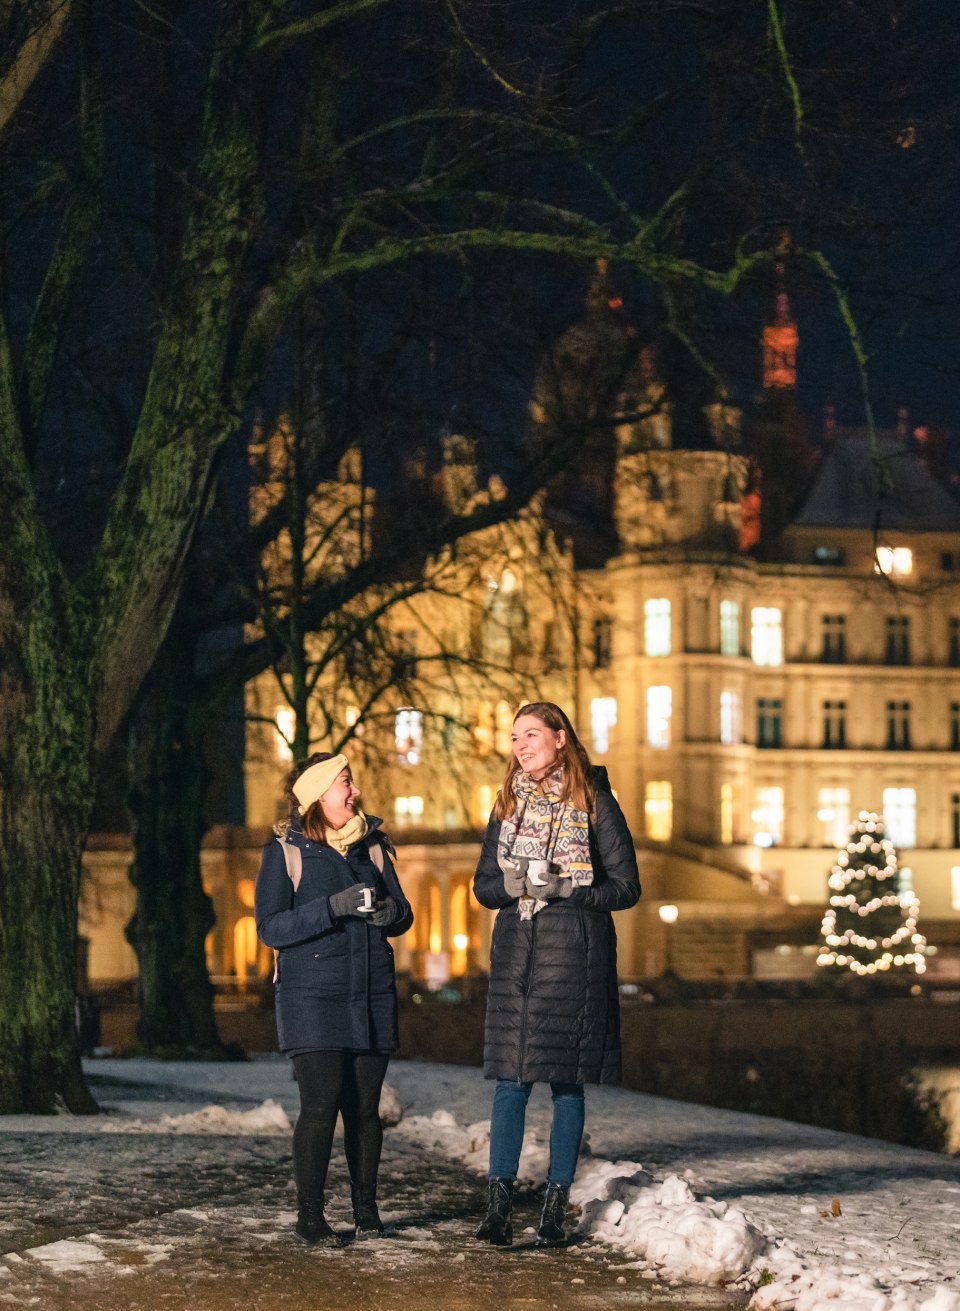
[0,1068,738,1311]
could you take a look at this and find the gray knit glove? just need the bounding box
[502,864,527,899]
[368,896,399,928]
[328,885,370,920]
[526,871,573,901]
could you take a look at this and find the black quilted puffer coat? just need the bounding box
[473,779,641,1085]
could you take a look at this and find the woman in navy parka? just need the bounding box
[255,751,412,1247]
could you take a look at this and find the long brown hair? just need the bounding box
[285,751,347,844]
[493,702,595,820]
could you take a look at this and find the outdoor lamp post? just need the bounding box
[659,903,679,975]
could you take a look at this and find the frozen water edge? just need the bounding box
[0,1056,956,1311]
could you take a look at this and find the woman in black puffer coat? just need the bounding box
[473,702,640,1248]
[255,751,412,1248]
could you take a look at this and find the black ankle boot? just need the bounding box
[351,1183,385,1238]
[536,1183,570,1246]
[475,1177,514,1246]
[295,1198,343,1247]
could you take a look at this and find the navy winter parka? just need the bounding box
[473,780,641,1085]
[254,815,413,1055]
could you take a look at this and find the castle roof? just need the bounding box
[791,431,960,533]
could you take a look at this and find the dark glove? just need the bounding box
[328,885,369,920]
[502,864,526,899]
[368,896,399,928]
[525,871,573,901]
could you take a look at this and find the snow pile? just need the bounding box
[573,1162,765,1284]
[152,1098,290,1135]
[394,1110,549,1184]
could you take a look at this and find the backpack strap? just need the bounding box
[272,838,303,983]
[276,836,303,891]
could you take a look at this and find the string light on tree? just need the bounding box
[817,810,928,976]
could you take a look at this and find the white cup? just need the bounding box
[357,886,375,912]
[526,859,551,886]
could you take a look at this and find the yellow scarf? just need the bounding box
[325,809,369,855]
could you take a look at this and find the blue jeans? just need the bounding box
[487,1080,585,1187]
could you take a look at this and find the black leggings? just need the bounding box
[292,1050,390,1201]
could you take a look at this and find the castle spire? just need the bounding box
[762,261,798,390]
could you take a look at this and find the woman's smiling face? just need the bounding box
[511,714,566,780]
[321,768,361,829]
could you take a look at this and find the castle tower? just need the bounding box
[762,263,798,390]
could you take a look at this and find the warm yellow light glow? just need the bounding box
[751,607,783,666]
[453,933,469,951]
[875,546,913,578]
[720,783,734,845]
[429,884,442,956]
[275,706,294,761]
[237,878,256,910]
[645,781,673,841]
[233,916,258,976]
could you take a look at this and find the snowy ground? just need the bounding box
[0,1058,958,1311]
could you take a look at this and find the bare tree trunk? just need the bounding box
[124,623,219,1052]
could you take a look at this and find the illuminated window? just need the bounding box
[720,783,734,845]
[876,546,913,578]
[275,706,295,761]
[646,685,672,748]
[395,707,423,765]
[720,690,741,745]
[883,787,916,848]
[644,599,671,657]
[720,600,740,656]
[494,701,513,756]
[951,867,960,911]
[591,697,618,754]
[752,786,784,846]
[645,781,673,841]
[394,795,424,827]
[751,607,783,666]
[817,787,850,849]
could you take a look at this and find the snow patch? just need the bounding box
[24,1240,107,1273]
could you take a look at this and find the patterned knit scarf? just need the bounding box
[497,768,592,917]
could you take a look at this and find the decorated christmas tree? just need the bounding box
[817,810,927,976]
